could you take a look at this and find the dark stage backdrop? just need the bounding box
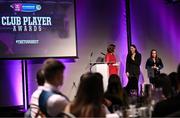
[130,0,180,83]
[0,0,77,59]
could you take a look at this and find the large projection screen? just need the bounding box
[0,0,77,59]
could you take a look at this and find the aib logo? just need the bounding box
[10,3,42,12]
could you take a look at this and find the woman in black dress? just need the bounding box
[145,49,163,87]
[126,44,141,96]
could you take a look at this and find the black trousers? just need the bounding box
[125,76,139,96]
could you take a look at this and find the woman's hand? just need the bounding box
[126,72,130,77]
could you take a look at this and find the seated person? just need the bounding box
[152,67,180,117]
[37,58,69,117]
[64,72,107,117]
[30,69,45,117]
[104,74,128,113]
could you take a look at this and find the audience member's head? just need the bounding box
[70,72,105,117]
[176,64,180,93]
[42,58,65,87]
[77,72,104,104]
[156,73,172,98]
[106,74,123,95]
[177,64,180,75]
[168,72,178,96]
[104,74,129,111]
[36,69,45,86]
[168,72,177,89]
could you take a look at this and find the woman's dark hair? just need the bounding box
[150,49,158,59]
[168,72,178,96]
[130,44,138,54]
[105,75,128,109]
[177,64,180,76]
[168,72,178,90]
[177,64,180,87]
[106,74,123,96]
[71,72,104,117]
[107,44,116,53]
[156,73,172,98]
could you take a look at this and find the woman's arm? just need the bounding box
[145,59,152,69]
[158,58,164,70]
[126,54,130,73]
[133,53,141,66]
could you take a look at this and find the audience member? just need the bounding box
[104,74,128,113]
[38,58,69,117]
[168,72,178,96]
[152,65,180,117]
[30,69,45,118]
[64,72,106,117]
[29,61,180,117]
[155,73,172,98]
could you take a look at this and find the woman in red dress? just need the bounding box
[105,44,118,76]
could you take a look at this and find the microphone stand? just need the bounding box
[71,82,77,89]
[89,52,93,72]
[70,81,77,99]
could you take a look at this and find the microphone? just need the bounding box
[90,52,93,66]
[90,52,93,57]
[101,52,105,56]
